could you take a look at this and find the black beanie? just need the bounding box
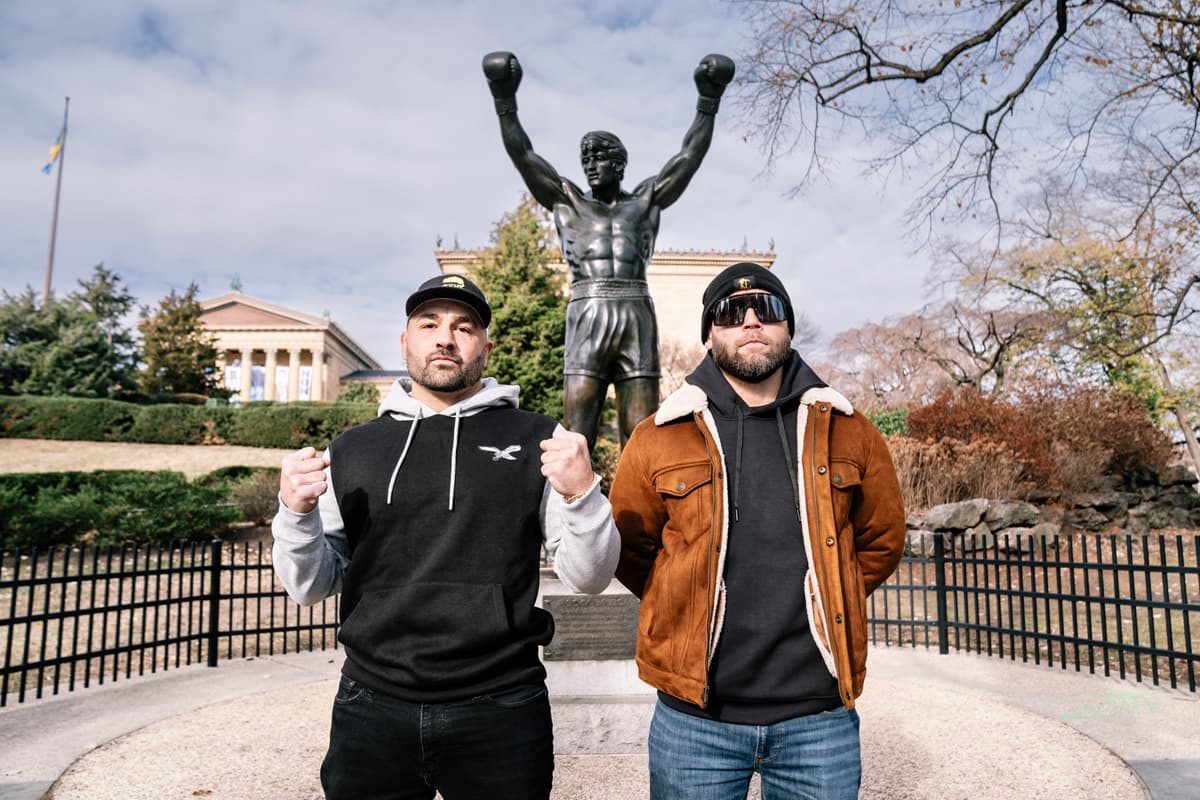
[700,262,795,341]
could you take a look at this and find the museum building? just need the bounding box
[200,248,775,404]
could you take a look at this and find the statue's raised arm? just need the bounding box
[483,51,571,209]
[648,54,735,208]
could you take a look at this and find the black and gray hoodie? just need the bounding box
[272,377,619,701]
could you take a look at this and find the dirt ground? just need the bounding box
[0,438,293,479]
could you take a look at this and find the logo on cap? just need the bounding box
[443,276,465,288]
[737,277,753,290]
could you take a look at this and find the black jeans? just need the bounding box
[320,675,554,800]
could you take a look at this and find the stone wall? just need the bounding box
[906,465,1200,552]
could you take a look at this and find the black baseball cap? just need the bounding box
[700,262,794,341]
[405,274,492,328]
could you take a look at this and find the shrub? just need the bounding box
[126,403,222,444]
[97,474,237,544]
[0,395,372,449]
[887,436,1025,511]
[0,470,240,548]
[227,468,282,525]
[867,408,909,437]
[337,381,380,405]
[591,437,621,495]
[227,402,374,449]
[906,386,1172,492]
[0,396,137,441]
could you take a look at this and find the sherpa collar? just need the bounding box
[654,383,854,425]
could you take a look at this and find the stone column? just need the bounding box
[215,350,228,392]
[264,348,277,401]
[239,348,253,403]
[313,348,326,401]
[287,349,300,404]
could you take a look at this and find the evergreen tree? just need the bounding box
[137,283,219,396]
[470,197,567,419]
[0,264,137,397]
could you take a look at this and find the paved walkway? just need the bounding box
[1,646,1195,800]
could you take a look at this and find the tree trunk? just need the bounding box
[1153,353,1200,474]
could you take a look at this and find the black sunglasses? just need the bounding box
[711,293,789,327]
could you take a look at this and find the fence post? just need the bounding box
[206,540,222,668]
[934,533,949,655]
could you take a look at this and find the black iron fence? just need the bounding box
[2,533,1196,706]
[867,532,1198,692]
[1,540,338,706]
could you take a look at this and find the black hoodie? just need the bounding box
[661,351,843,724]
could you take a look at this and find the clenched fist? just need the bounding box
[539,427,594,500]
[694,53,735,99]
[483,51,523,99]
[279,447,330,514]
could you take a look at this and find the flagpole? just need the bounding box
[44,96,69,303]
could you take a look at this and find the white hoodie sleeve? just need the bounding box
[270,450,350,606]
[541,471,620,595]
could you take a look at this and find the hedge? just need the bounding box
[0,469,241,548]
[0,395,375,450]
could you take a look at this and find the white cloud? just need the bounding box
[0,0,929,370]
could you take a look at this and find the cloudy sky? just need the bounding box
[1,0,930,368]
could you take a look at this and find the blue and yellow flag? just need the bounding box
[41,124,66,174]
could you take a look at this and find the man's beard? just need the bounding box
[409,347,487,393]
[711,335,790,383]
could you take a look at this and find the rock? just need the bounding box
[922,499,989,531]
[961,521,994,551]
[1156,485,1200,509]
[1065,507,1113,531]
[984,499,1039,531]
[1071,492,1127,510]
[904,530,932,557]
[1158,464,1199,487]
[995,528,1034,554]
[1031,522,1061,547]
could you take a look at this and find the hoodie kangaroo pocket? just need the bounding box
[339,581,511,684]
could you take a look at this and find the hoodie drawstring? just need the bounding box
[448,406,462,511]
[733,407,745,522]
[386,409,422,505]
[776,407,802,524]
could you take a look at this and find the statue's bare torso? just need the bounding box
[556,182,658,282]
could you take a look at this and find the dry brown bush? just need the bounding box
[888,436,1025,512]
[907,386,1172,492]
[229,469,283,525]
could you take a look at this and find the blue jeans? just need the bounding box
[648,699,861,800]
[320,675,553,800]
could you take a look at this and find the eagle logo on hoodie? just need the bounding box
[479,445,522,461]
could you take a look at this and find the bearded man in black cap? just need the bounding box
[272,274,620,800]
[609,262,906,800]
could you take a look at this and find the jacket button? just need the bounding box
[825,537,835,547]
[677,481,686,492]
[819,404,828,412]
[817,466,827,474]
[835,614,843,624]
[833,474,843,484]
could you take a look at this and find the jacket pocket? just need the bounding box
[652,461,713,547]
[829,459,862,534]
[339,581,511,682]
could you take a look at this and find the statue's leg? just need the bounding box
[564,374,608,451]
[615,377,659,448]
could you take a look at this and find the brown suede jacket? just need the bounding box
[611,382,906,710]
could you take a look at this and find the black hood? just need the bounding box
[686,349,825,415]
